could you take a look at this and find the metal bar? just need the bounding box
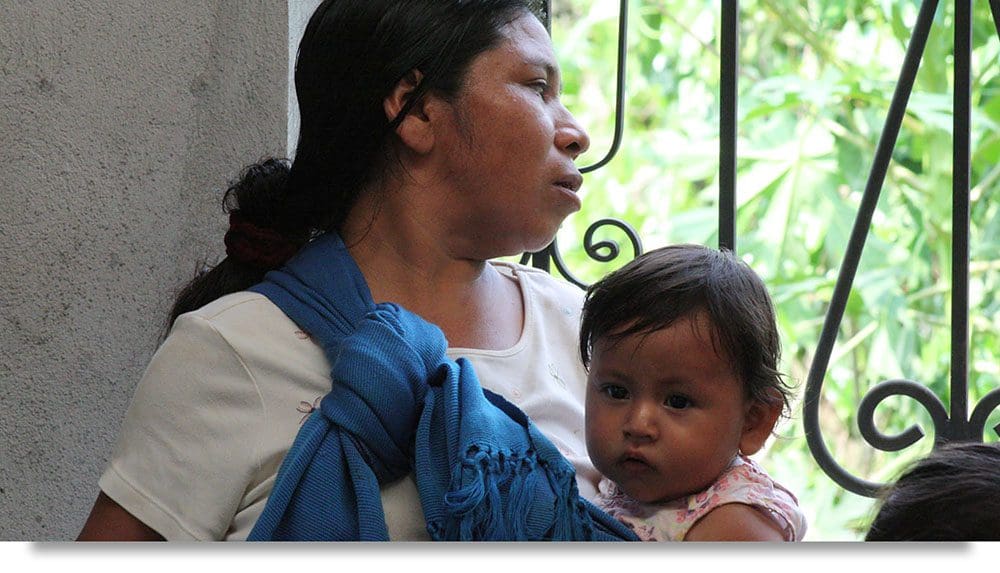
[528,243,552,272]
[527,0,554,271]
[970,387,1000,439]
[990,0,1000,40]
[529,0,628,271]
[858,379,949,451]
[580,0,629,173]
[949,0,972,441]
[803,0,940,497]
[719,0,739,253]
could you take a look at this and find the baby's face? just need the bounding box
[584,312,752,504]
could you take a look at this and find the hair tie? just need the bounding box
[224,211,303,269]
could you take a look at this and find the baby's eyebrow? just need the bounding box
[655,376,695,388]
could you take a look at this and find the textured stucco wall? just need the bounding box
[287,0,322,156]
[0,1,287,540]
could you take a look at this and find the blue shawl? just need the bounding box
[244,233,637,541]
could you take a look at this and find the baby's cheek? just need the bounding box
[584,413,612,470]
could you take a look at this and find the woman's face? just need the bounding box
[431,12,591,258]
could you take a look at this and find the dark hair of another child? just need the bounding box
[865,441,1000,541]
[579,243,792,415]
[167,0,539,328]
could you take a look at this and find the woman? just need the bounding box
[78,0,594,540]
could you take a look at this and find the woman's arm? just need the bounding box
[84,303,289,540]
[682,502,787,542]
[77,492,165,541]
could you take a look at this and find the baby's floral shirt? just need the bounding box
[595,455,807,541]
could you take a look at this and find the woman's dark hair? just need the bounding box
[167,0,540,328]
[865,441,1000,541]
[579,244,792,415]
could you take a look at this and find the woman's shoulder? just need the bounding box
[171,291,309,349]
[165,290,329,385]
[103,292,328,540]
[180,290,291,328]
[490,259,585,305]
[488,260,585,348]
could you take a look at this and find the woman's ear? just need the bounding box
[383,70,435,155]
[738,392,783,456]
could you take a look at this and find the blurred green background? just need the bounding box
[537,0,999,540]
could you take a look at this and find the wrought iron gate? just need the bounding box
[527,0,1000,497]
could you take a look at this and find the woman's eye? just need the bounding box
[529,81,548,96]
[602,385,629,400]
[666,395,691,409]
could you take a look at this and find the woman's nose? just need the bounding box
[555,105,591,160]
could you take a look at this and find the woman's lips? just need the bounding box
[556,173,583,193]
[552,174,583,210]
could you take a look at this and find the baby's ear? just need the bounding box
[738,391,783,456]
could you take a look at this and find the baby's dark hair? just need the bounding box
[865,441,1000,541]
[579,243,791,415]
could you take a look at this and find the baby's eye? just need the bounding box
[665,395,691,409]
[601,385,629,400]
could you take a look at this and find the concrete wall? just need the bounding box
[287,0,322,156]
[0,1,287,540]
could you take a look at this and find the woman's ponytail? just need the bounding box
[165,158,309,331]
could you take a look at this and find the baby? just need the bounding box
[866,441,1000,541]
[579,244,806,541]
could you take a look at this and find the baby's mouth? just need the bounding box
[619,453,654,473]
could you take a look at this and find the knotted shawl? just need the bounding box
[245,233,637,541]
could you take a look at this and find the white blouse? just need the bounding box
[98,261,597,540]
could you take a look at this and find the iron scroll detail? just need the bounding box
[520,218,644,289]
[857,383,1000,452]
[804,0,1000,497]
[578,0,629,175]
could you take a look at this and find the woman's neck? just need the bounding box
[340,194,524,350]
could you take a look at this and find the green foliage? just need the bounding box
[544,0,1000,540]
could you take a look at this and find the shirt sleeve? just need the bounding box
[98,312,267,540]
[694,456,808,541]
